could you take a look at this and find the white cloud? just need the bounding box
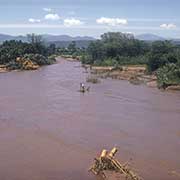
[28,18,41,23]
[44,13,60,20]
[96,17,128,26]
[63,18,83,26]
[43,8,52,12]
[160,23,177,29]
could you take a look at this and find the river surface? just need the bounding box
[0,57,180,180]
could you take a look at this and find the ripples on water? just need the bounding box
[0,58,180,180]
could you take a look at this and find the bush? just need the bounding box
[48,55,56,64]
[23,54,56,65]
[93,58,118,66]
[81,55,93,64]
[147,54,167,72]
[6,61,22,70]
[116,55,147,65]
[157,63,180,88]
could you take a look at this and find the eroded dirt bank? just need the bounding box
[88,65,180,91]
[88,65,157,87]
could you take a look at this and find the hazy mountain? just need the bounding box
[0,34,14,41]
[0,34,95,43]
[172,39,180,45]
[1,33,179,47]
[135,33,165,41]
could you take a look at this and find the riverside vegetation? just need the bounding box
[0,34,56,71]
[1,32,180,90]
[58,32,180,90]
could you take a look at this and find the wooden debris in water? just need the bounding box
[89,147,141,180]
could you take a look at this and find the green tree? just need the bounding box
[27,33,46,56]
[157,63,180,88]
[67,41,77,55]
[47,44,56,55]
[83,32,149,65]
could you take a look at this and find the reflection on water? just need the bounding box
[0,58,180,180]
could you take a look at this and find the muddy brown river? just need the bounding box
[0,57,180,180]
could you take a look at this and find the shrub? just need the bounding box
[6,61,21,70]
[157,63,180,88]
[147,54,168,72]
[23,54,56,65]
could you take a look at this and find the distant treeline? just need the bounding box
[47,40,93,49]
[58,32,180,88]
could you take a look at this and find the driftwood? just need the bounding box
[89,147,141,180]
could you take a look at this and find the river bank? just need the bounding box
[83,64,180,91]
[0,55,58,73]
[61,55,81,62]
[0,65,9,73]
[85,64,157,87]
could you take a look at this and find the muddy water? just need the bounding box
[0,57,180,180]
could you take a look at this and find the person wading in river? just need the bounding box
[80,83,85,92]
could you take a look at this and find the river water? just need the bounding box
[0,57,180,180]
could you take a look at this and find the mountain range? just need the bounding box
[0,34,95,43]
[0,33,179,45]
[135,33,166,41]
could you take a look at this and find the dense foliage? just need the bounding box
[80,32,180,88]
[147,41,180,72]
[0,34,56,68]
[81,32,149,66]
[157,63,180,88]
[57,41,86,59]
[23,54,56,65]
[48,40,92,49]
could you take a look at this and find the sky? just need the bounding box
[0,0,180,38]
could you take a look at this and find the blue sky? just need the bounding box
[0,0,179,38]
